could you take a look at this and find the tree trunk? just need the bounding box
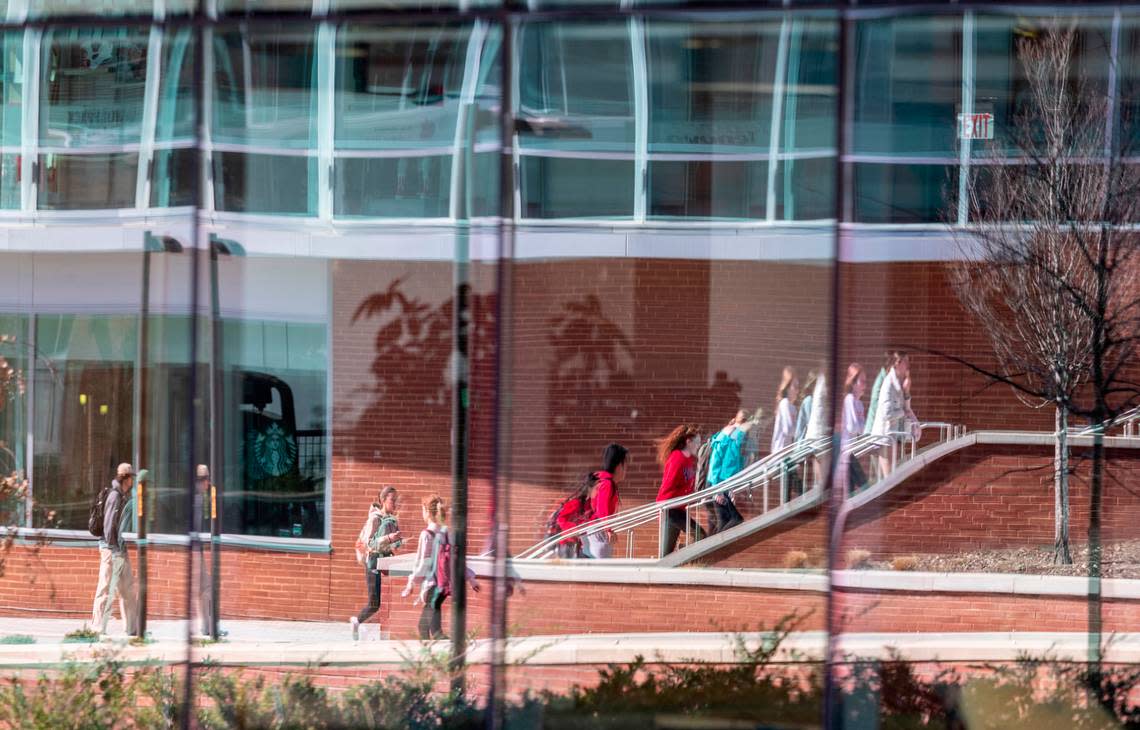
[1054,406,1072,565]
[1088,413,1105,671]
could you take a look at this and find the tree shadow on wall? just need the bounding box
[545,294,742,483]
[349,277,496,467]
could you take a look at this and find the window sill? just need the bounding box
[7,528,332,554]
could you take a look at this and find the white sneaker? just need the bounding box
[350,616,359,640]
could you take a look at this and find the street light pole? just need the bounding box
[137,232,183,638]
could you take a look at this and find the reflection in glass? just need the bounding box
[521,156,633,218]
[37,152,139,209]
[0,315,28,529]
[212,152,315,214]
[33,315,135,530]
[648,159,766,219]
[853,16,962,157]
[1,32,23,149]
[40,27,149,149]
[219,319,327,540]
[212,29,316,149]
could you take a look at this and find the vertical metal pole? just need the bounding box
[135,241,152,638]
[824,5,852,729]
[184,11,205,727]
[208,241,222,641]
[449,34,475,689]
[488,13,515,730]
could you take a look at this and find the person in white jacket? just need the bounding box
[841,364,869,492]
[803,371,829,489]
[870,352,910,477]
[770,367,799,455]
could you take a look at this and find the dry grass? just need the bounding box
[891,555,919,572]
[846,549,872,570]
[783,550,809,569]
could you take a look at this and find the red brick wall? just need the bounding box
[1,258,1121,623]
[703,443,1140,569]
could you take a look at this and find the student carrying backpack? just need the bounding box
[546,473,597,559]
[88,483,113,537]
[401,494,479,640]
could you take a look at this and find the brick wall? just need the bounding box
[1,258,1125,623]
[703,443,1140,569]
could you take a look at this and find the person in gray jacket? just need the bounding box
[92,462,138,636]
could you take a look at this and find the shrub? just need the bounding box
[891,555,919,572]
[62,625,99,643]
[783,550,808,569]
[846,549,872,570]
[0,635,35,645]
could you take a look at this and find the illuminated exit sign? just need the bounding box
[958,112,995,140]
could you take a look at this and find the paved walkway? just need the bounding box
[0,618,1136,669]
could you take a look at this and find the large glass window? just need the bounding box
[33,315,136,530]
[212,29,316,149]
[218,319,327,540]
[518,21,635,219]
[333,25,472,219]
[852,16,962,222]
[0,315,28,528]
[40,27,149,149]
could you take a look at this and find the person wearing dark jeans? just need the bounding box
[655,424,703,556]
[351,487,402,640]
[418,590,446,640]
[664,507,706,556]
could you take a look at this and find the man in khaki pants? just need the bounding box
[92,463,138,637]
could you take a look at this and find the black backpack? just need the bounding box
[88,485,111,538]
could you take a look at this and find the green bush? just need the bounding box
[0,621,1137,729]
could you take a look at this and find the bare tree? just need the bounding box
[949,19,1140,653]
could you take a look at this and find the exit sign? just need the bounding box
[958,112,995,140]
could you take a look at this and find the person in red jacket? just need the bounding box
[586,443,628,559]
[656,424,705,555]
[554,473,597,559]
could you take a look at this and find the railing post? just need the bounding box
[657,507,668,559]
[780,467,788,505]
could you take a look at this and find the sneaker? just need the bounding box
[350,616,359,640]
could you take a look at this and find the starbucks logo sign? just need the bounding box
[247,422,297,480]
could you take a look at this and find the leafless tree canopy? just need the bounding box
[954,21,1140,422]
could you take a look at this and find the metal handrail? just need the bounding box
[516,437,826,560]
[519,420,964,561]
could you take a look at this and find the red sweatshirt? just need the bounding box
[656,450,696,502]
[591,471,619,520]
[555,497,592,544]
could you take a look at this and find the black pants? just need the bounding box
[356,567,382,623]
[663,508,706,555]
[418,590,446,640]
[703,499,743,535]
[848,457,868,494]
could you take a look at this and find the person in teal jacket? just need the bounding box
[706,410,755,533]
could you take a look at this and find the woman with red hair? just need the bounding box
[656,424,705,555]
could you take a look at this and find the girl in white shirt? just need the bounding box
[771,367,799,454]
[842,364,868,492]
[870,352,910,477]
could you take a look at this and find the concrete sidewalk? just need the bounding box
[0,618,1137,669]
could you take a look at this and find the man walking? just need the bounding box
[92,462,139,637]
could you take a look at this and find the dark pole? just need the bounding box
[208,237,223,641]
[135,237,152,638]
[824,5,852,730]
[487,13,514,730]
[183,11,206,727]
[450,269,471,694]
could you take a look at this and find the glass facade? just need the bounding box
[0,4,1137,727]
